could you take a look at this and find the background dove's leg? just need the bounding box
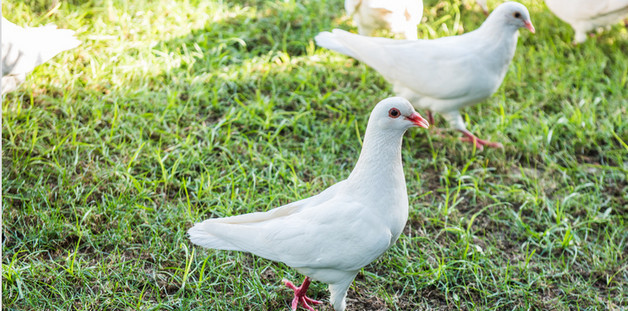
[426,110,435,126]
[459,129,504,150]
[443,110,503,150]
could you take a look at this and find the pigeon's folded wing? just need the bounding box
[317,29,485,100]
[189,181,392,271]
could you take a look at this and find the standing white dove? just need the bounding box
[345,0,424,39]
[316,2,535,150]
[1,17,81,95]
[188,97,429,311]
[544,0,628,43]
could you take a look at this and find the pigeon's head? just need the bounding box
[369,97,429,132]
[490,2,535,33]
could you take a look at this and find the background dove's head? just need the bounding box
[490,2,535,33]
[368,97,429,132]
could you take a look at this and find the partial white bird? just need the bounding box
[544,0,628,43]
[1,17,81,95]
[316,2,535,150]
[345,0,423,39]
[476,0,489,15]
[188,97,429,311]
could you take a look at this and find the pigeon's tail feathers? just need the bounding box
[315,31,358,59]
[34,26,82,64]
[187,201,302,251]
[2,19,81,76]
[188,223,242,251]
[187,217,290,263]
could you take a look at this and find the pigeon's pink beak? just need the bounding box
[524,20,535,33]
[406,112,429,129]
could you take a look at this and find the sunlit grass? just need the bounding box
[3,0,627,309]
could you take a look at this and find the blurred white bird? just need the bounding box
[544,0,628,43]
[345,0,424,39]
[188,97,429,311]
[476,0,489,15]
[1,17,81,95]
[316,2,535,150]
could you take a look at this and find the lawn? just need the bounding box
[2,0,627,310]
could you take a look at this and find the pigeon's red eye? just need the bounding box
[513,12,521,18]
[388,108,400,118]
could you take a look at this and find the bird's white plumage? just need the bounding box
[316,2,533,145]
[545,0,628,43]
[188,97,428,311]
[345,0,423,39]
[476,0,489,14]
[1,17,81,94]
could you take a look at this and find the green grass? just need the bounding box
[2,0,627,310]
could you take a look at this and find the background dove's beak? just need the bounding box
[407,112,429,129]
[525,21,535,33]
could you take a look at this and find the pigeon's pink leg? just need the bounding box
[458,129,503,150]
[426,110,435,126]
[426,111,447,135]
[283,277,322,311]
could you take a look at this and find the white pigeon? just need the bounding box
[315,2,535,150]
[345,0,424,39]
[1,17,81,95]
[188,97,429,311]
[476,0,489,15]
[544,0,628,43]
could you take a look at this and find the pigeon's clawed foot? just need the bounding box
[459,130,503,151]
[283,277,322,311]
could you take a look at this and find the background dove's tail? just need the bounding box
[2,18,82,76]
[315,30,358,59]
[33,25,82,65]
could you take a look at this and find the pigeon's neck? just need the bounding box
[344,124,410,241]
[475,18,520,48]
[346,127,406,195]
[473,20,520,74]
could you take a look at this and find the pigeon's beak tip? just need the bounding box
[525,21,535,34]
[408,112,429,129]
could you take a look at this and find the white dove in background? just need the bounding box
[316,2,535,150]
[188,97,429,311]
[544,0,628,43]
[1,17,81,95]
[345,0,424,39]
[476,0,489,15]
